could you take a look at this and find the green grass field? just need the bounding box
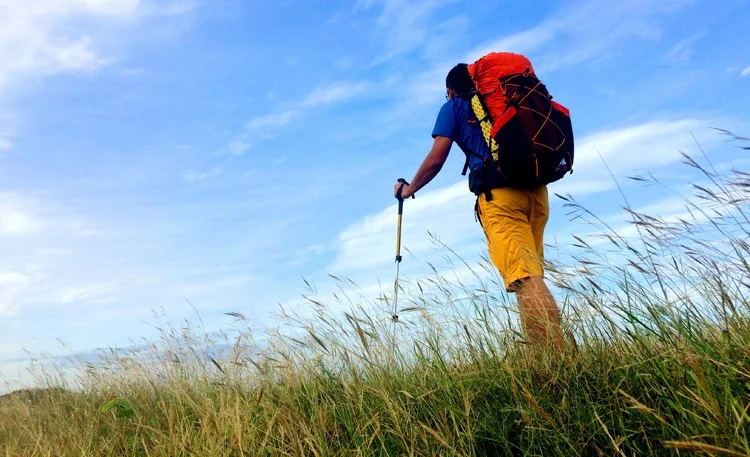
[2,145,749,456]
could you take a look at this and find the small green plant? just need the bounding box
[100,395,135,419]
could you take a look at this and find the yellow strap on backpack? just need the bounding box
[470,94,499,162]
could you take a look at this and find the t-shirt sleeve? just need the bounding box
[431,101,456,139]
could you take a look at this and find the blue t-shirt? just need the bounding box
[431,98,489,172]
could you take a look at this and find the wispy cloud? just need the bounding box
[468,25,555,62]
[183,163,226,182]
[226,140,250,157]
[245,81,370,134]
[357,0,457,61]
[59,283,115,306]
[152,0,200,17]
[0,270,35,317]
[245,110,298,133]
[741,66,750,77]
[663,33,705,64]
[189,81,371,181]
[469,0,693,73]
[301,82,369,108]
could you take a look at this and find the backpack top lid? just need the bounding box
[467,52,535,96]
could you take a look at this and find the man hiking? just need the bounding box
[393,52,574,350]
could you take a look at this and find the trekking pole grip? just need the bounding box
[395,178,415,203]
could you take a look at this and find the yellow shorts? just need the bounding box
[476,186,549,292]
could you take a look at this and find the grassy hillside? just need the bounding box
[1,147,749,456]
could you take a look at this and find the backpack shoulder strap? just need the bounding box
[453,93,500,177]
[468,93,499,163]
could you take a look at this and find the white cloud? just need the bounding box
[0,0,197,87]
[570,118,714,177]
[0,268,39,316]
[663,33,704,65]
[0,192,100,238]
[226,140,250,157]
[741,66,750,77]
[184,163,227,182]
[0,1,125,86]
[54,0,142,16]
[552,179,615,197]
[330,180,477,273]
[0,271,32,288]
[0,270,35,316]
[301,82,369,108]
[0,192,43,236]
[552,117,724,200]
[0,210,38,236]
[53,35,105,70]
[59,283,115,305]
[245,110,297,132]
[155,0,199,16]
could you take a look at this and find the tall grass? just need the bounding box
[1,138,749,456]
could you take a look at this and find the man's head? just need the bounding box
[445,63,474,99]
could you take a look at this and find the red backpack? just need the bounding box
[464,52,574,191]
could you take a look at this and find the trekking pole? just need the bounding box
[392,178,414,322]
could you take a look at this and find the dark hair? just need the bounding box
[446,63,474,94]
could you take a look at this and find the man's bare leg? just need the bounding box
[515,276,564,350]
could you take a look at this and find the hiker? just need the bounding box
[393,52,574,350]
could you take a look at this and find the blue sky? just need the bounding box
[1,0,749,390]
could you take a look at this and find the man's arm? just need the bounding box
[396,136,453,199]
